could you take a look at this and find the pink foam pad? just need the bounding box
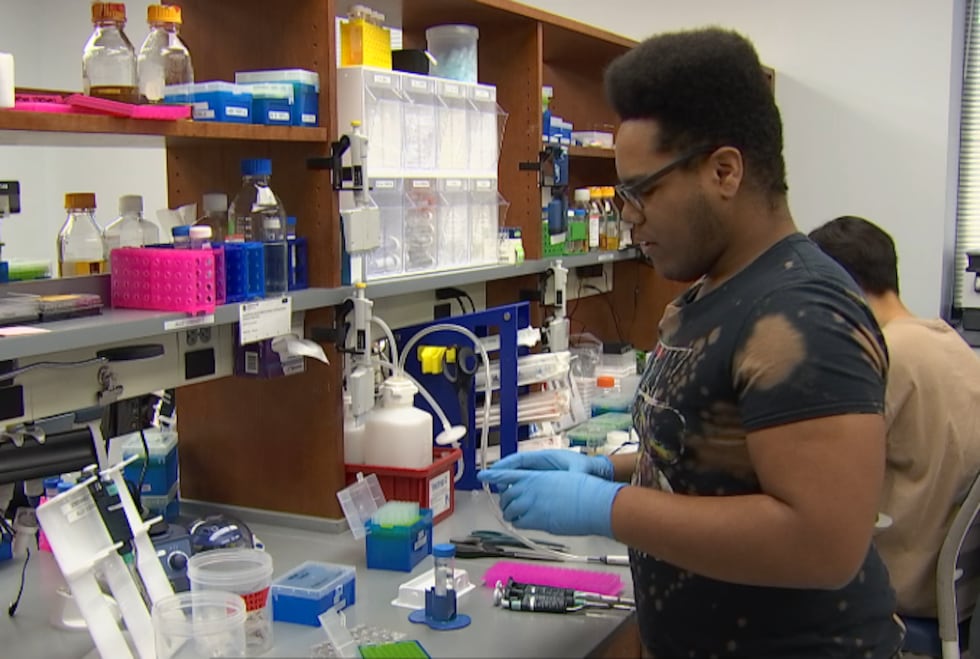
[66,93,136,117]
[481,561,625,596]
[131,104,191,120]
[10,101,74,114]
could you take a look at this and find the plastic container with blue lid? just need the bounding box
[271,561,356,626]
[238,82,294,126]
[164,82,252,124]
[120,428,179,497]
[236,69,319,126]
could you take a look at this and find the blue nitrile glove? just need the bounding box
[490,449,615,481]
[477,469,626,537]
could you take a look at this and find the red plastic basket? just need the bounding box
[344,447,462,525]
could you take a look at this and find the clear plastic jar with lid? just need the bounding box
[103,194,160,253]
[59,193,107,278]
[137,4,194,103]
[82,3,138,103]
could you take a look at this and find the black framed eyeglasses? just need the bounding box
[615,145,718,211]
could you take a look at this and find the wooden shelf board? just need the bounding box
[0,110,329,144]
[568,145,616,159]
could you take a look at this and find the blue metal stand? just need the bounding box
[395,302,530,491]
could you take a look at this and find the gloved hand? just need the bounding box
[477,468,626,537]
[490,449,615,481]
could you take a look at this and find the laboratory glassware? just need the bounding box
[59,193,107,277]
[104,195,160,252]
[137,4,194,103]
[83,3,138,103]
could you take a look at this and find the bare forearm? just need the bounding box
[610,485,871,589]
[608,453,638,482]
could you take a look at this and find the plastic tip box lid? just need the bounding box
[120,428,178,456]
[336,473,386,539]
[272,560,355,599]
[235,69,320,92]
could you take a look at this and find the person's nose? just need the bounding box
[620,202,644,226]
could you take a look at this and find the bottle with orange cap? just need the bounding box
[82,3,138,103]
[137,4,194,103]
[58,193,107,278]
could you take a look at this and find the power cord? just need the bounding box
[7,547,29,617]
[582,284,625,342]
[137,427,150,506]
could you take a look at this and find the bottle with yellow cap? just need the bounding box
[83,3,138,103]
[601,186,620,251]
[58,193,107,278]
[137,4,194,103]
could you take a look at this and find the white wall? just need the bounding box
[521,0,963,318]
[0,0,168,270]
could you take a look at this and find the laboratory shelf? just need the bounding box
[350,247,640,302]
[0,287,337,362]
[0,110,329,144]
[568,145,616,159]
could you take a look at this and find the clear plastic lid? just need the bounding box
[235,69,320,92]
[335,472,386,539]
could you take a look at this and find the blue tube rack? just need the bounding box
[395,302,530,491]
[223,242,266,302]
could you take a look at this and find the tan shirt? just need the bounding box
[876,317,980,617]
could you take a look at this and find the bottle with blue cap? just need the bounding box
[171,224,191,248]
[433,543,455,598]
[229,158,289,295]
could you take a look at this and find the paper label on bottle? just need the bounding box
[239,297,292,345]
[429,470,451,519]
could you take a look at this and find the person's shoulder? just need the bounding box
[885,317,977,362]
[745,234,866,303]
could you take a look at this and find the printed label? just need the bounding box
[239,297,292,345]
[164,314,215,331]
[444,83,461,96]
[374,180,396,189]
[446,180,463,190]
[473,88,492,101]
[476,180,493,190]
[412,180,431,189]
[597,253,615,262]
[429,471,451,518]
[193,108,216,120]
[245,352,260,375]
[410,79,428,90]
[226,106,249,118]
[373,74,392,85]
[414,529,428,551]
[301,113,317,124]
[269,110,290,122]
[62,494,95,524]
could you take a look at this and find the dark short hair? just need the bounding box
[808,216,900,295]
[604,27,787,197]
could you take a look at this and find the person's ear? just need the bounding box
[706,147,744,200]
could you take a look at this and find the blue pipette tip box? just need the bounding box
[272,561,356,626]
[365,509,433,572]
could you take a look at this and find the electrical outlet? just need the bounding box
[0,181,21,214]
[568,262,614,299]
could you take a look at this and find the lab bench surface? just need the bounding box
[0,490,636,658]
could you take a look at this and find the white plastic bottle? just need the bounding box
[343,393,366,464]
[363,376,433,469]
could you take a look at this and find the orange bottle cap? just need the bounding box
[92,3,127,23]
[596,375,616,388]
[148,5,182,25]
[65,193,97,210]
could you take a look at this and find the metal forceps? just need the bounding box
[444,344,478,446]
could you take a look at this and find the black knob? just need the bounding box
[168,552,188,571]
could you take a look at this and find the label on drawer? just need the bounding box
[239,297,292,345]
[429,470,451,518]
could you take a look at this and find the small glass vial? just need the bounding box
[58,193,107,278]
[189,225,212,250]
[82,3,138,103]
[171,225,191,248]
[433,543,456,597]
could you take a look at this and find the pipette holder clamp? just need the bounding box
[308,135,364,193]
[396,302,530,490]
[408,587,471,630]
